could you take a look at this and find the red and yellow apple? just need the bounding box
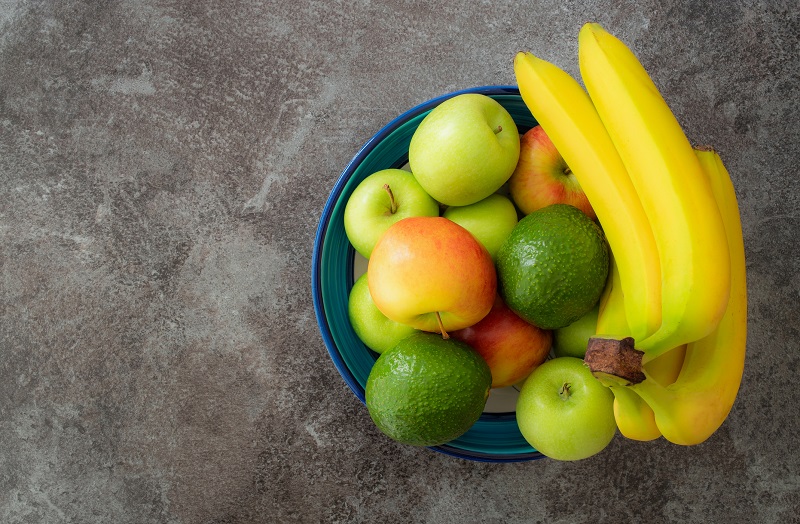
[509,125,596,220]
[451,295,552,388]
[367,216,496,335]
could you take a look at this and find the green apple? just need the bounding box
[516,357,616,461]
[348,273,418,354]
[553,304,599,358]
[408,94,520,206]
[344,168,439,259]
[443,193,518,261]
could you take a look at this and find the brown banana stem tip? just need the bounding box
[584,336,646,385]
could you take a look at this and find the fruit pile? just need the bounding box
[342,22,746,461]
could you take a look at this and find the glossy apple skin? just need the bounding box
[442,193,519,261]
[509,125,596,220]
[344,168,439,259]
[368,216,496,333]
[516,357,616,461]
[451,295,552,388]
[409,94,520,206]
[348,273,419,354]
[553,304,599,358]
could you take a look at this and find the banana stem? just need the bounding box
[585,336,646,385]
[630,376,673,410]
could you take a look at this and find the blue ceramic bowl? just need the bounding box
[312,86,545,462]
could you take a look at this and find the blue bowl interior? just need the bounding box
[312,86,545,462]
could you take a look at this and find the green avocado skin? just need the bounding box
[496,204,609,330]
[365,333,491,447]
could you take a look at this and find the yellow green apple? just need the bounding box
[442,193,518,261]
[408,94,520,206]
[348,273,419,354]
[552,304,599,358]
[516,357,616,461]
[344,168,439,259]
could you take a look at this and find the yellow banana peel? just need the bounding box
[643,344,687,387]
[597,256,661,441]
[578,23,731,361]
[587,148,746,446]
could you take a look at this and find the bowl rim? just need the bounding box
[311,85,545,463]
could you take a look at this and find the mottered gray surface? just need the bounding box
[1,1,798,522]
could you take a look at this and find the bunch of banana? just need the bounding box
[591,148,745,445]
[514,23,746,445]
[662,148,745,445]
[578,23,731,361]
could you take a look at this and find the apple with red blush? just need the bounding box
[451,295,552,388]
[367,216,497,335]
[509,125,596,220]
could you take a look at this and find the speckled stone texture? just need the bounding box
[1,1,798,523]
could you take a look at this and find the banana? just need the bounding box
[597,256,661,441]
[578,23,731,361]
[513,51,662,342]
[595,253,628,338]
[587,148,746,446]
[611,387,660,442]
[614,342,686,442]
[643,344,687,387]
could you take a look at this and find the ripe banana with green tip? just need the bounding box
[578,23,731,361]
[513,50,662,343]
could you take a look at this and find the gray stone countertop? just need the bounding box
[1,1,798,523]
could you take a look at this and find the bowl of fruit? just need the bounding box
[313,85,616,462]
[314,23,747,464]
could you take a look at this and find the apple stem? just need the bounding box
[564,167,572,176]
[493,125,503,135]
[435,312,450,339]
[383,184,398,214]
[559,382,572,401]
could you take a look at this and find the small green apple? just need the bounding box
[344,168,439,259]
[443,194,519,261]
[553,304,599,358]
[516,357,616,461]
[348,273,418,354]
[408,94,520,206]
